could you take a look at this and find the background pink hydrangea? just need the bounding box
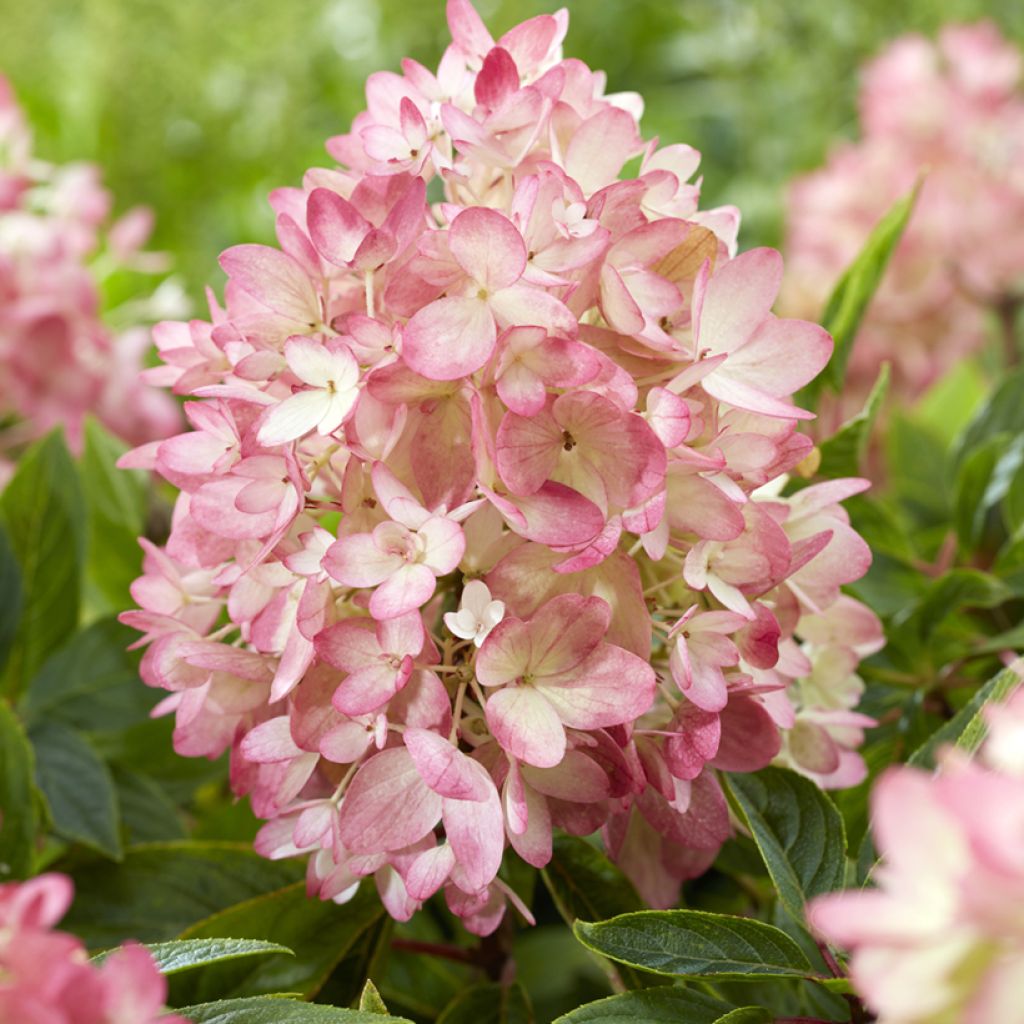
[0,75,182,466]
[121,0,878,933]
[782,22,1024,424]
[0,872,186,1024]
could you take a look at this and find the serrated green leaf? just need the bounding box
[359,979,389,1014]
[724,768,846,922]
[436,982,533,1024]
[178,996,412,1023]
[0,525,22,678]
[0,431,84,697]
[80,416,147,610]
[553,987,734,1024]
[908,665,1022,770]
[815,184,919,396]
[62,841,304,948]
[112,767,187,843]
[574,911,814,980]
[0,700,38,879]
[817,363,890,478]
[93,937,291,973]
[21,617,154,732]
[170,881,384,1003]
[29,719,122,859]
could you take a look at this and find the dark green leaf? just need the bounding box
[909,665,1022,770]
[899,569,1011,642]
[1003,460,1024,535]
[178,997,412,1023]
[0,431,84,697]
[954,433,1024,550]
[712,1011,773,1024]
[542,835,649,990]
[0,700,38,879]
[954,366,1024,470]
[171,881,384,1002]
[574,910,814,980]
[437,982,533,1024]
[112,767,187,843]
[724,768,846,921]
[816,363,889,478]
[30,720,121,859]
[94,937,291,973]
[817,184,919,394]
[0,525,22,677]
[553,987,734,1024]
[21,617,154,732]
[80,416,147,610]
[62,841,304,948]
[359,979,389,1014]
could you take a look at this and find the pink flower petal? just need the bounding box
[485,685,566,768]
[402,296,497,381]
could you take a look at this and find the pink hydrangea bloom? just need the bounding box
[810,681,1024,1024]
[121,0,877,929]
[0,873,187,1024]
[0,76,182,461]
[782,22,1024,423]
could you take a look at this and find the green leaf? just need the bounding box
[21,617,154,733]
[0,525,22,677]
[80,416,147,610]
[909,665,1022,770]
[711,1011,773,1024]
[359,979,389,1015]
[724,768,846,921]
[816,363,890,478]
[171,881,385,1002]
[553,988,734,1024]
[574,910,814,980]
[0,431,84,697]
[954,433,1024,550]
[61,841,304,948]
[0,700,38,879]
[898,569,1011,642]
[436,982,534,1024]
[954,366,1024,470]
[29,719,122,859]
[542,835,649,990]
[93,937,291,973]
[817,184,919,395]
[112,767,187,843]
[1003,460,1024,536]
[178,996,412,1023]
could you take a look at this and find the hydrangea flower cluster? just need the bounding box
[0,75,181,463]
[782,22,1024,421]
[0,873,186,1024]
[810,682,1024,1024]
[121,0,879,930]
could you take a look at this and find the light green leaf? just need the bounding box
[816,363,889,478]
[62,841,304,948]
[178,996,412,1023]
[574,910,814,980]
[93,937,291,973]
[171,881,384,1002]
[817,183,919,395]
[0,700,38,879]
[724,768,847,921]
[359,979,389,1015]
[29,719,122,859]
[80,416,147,610]
[0,431,84,698]
[436,982,533,1024]
[909,664,1022,770]
[553,987,733,1024]
[21,617,154,733]
[954,365,1024,470]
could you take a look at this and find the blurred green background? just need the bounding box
[3,0,1021,299]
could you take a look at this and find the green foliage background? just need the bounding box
[2,0,1022,297]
